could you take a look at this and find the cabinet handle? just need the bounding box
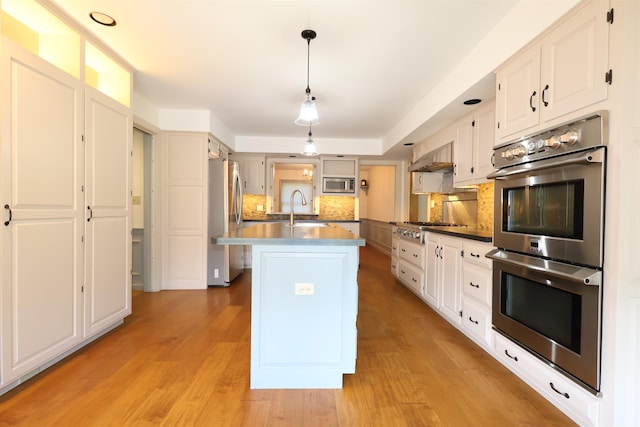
[468,316,479,325]
[438,247,443,258]
[470,252,480,258]
[469,282,480,288]
[542,84,549,107]
[549,382,570,399]
[434,246,439,257]
[413,253,418,258]
[504,349,518,362]
[4,204,12,226]
[87,206,93,222]
[529,90,537,112]
[412,278,417,283]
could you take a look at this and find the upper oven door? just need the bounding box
[492,147,605,268]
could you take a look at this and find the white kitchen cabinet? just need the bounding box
[495,0,610,142]
[454,101,495,186]
[237,156,265,195]
[391,228,399,278]
[460,241,493,349]
[83,87,132,337]
[1,39,131,388]
[494,333,600,427]
[426,233,462,324]
[411,172,450,194]
[161,132,209,290]
[321,158,357,177]
[334,222,360,236]
[397,239,425,297]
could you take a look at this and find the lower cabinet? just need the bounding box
[397,239,425,297]
[460,240,494,349]
[494,333,600,427]
[426,233,462,325]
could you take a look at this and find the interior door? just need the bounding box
[83,87,132,337]
[1,41,84,384]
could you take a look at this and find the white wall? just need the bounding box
[363,166,395,222]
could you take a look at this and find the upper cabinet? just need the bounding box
[321,158,358,178]
[495,0,610,142]
[1,0,132,107]
[237,156,266,195]
[454,101,495,186]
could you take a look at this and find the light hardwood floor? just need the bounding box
[0,245,575,426]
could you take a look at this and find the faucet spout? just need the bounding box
[289,189,307,226]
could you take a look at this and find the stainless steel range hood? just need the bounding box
[408,142,454,173]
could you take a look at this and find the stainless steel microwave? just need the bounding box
[323,177,355,193]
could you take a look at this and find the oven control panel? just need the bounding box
[494,112,606,169]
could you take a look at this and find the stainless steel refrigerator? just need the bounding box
[208,157,244,286]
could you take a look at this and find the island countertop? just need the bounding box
[212,222,365,246]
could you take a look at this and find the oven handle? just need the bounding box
[487,147,605,179]
[486,249,601,286]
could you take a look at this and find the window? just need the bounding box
[279,180,313,213]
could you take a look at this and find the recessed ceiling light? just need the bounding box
[463,98,481,105]
[89,11,117,27]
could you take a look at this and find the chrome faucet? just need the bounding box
[289,189,307,226]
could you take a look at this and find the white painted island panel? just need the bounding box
[250,244,359,389]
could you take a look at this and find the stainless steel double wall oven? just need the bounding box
[487,111,608,394]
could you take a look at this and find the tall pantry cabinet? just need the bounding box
[0,10,132,391]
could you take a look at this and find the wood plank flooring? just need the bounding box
[0,245,575,426]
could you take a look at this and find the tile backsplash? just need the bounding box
[242,194,355,221]
[476,182,494,231]
[427,181,494,231]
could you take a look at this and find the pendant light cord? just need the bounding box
[305,36,311,95]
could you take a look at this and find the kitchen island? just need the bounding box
[213,222,365,389]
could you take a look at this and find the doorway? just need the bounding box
[132,127,153,291]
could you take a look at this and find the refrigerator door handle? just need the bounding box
[234,170,243,225]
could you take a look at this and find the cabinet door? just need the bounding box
[439,237,462,325]
[322,159,356,177]
[424,236,439,308]
[473,103,496,180]
[240,157,265,195]
[454,115,474,185]
[84,88,132,336]
[539,0,609,122]
[1,43,84,384]
[162,133,208,289]
[495,46,541,140]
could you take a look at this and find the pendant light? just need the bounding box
[301,124,318,156]
[295,29,319,126]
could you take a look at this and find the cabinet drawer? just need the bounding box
[397,260,423,297]
[462,299,492,346]
[398,240,425,268]
[463,241,493,268]
[494,333,599,426]
[462,263,492,306]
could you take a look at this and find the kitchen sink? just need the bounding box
[285,222,332,228]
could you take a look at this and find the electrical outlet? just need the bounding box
[214,268,219,279]
[294,283,314,295]
[257,204,264,212]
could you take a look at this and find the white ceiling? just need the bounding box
[46,0,523,159]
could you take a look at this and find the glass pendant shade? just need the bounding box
[301,136,318,156]
[295,96,319,126]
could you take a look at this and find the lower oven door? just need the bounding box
[487,249,602,392]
